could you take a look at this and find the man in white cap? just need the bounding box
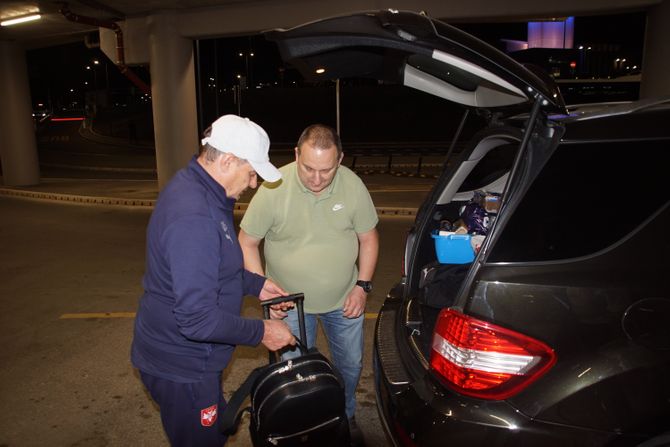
[131,115,295,446]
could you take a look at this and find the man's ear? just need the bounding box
[218,153,235,172]
[337,151,344,165]
[294,146,299,161]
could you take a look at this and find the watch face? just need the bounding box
[357,281,372,293]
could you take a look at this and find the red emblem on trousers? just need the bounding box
[200,404,218,427]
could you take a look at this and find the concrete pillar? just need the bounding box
[148,11,199,189]
[640,0,670,98]
[0,41,40,186]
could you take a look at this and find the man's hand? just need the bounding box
[259,279,294,316]
[268,308,289,319]
[261,320,296,351]
[259,278,287,301]
[342,286,367,319]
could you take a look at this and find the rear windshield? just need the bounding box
[458,143,517,192]
[490,138,670,262]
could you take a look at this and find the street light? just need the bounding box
[233,74,244,115]
[238,51,254,88]
[89,63,98,90]
[85,59,106,116]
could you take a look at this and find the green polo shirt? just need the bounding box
[240,162,378,313]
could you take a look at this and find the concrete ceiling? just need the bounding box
[0,0,266,47]
[0,0,659,49]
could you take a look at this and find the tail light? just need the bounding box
[430,309,556,400]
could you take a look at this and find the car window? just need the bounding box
[489,138,670,262]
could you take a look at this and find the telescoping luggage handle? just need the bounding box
[261,293,307,363]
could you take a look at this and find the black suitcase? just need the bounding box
[221,293,350,446]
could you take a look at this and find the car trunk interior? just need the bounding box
[406,132,522,359]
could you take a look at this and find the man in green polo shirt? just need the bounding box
[239,124,378,445]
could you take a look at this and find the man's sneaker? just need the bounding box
[348,416,365,446]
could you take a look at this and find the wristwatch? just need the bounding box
[355,280,373,293]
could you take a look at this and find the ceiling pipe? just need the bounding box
[58,2,151,96]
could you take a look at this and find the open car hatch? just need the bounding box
[265,9,566,112]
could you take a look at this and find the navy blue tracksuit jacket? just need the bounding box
[131,156,265,383]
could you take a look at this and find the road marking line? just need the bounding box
[60,312,136,319]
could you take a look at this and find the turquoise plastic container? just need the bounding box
[432,232,475,264]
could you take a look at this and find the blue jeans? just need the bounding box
[281,307,364,419]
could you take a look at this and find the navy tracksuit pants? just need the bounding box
[140,371,228,446]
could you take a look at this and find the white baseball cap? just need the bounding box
[201,115,281,182]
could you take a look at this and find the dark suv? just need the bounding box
[266,10,670,446]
